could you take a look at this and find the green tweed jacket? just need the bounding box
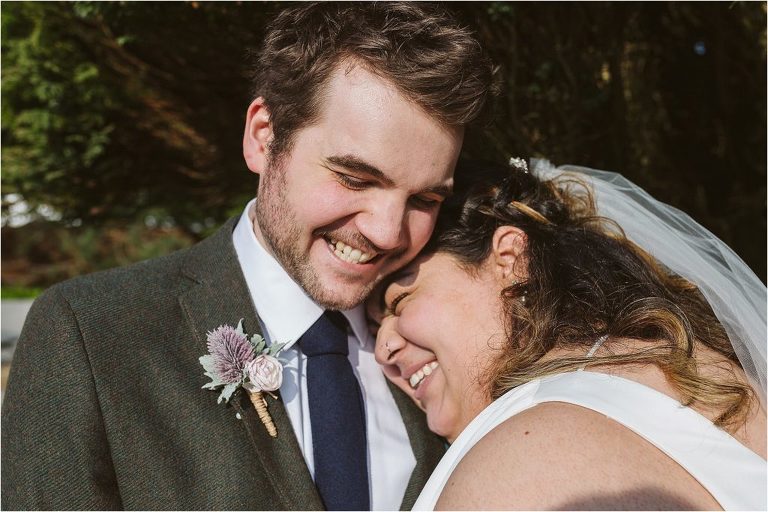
[1,218,445,511]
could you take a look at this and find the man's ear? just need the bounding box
[242,97,273,175]
[491,225,527,283]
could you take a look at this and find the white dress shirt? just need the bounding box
[232,199,416,510]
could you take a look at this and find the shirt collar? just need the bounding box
[232,199,371,350]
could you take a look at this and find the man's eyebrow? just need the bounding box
[425,183,453,199]
[325,154,453,198]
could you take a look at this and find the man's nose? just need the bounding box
[357,198,407,252]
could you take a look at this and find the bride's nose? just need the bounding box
[375,316,407,365]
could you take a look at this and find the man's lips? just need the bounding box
[325,237,378,264]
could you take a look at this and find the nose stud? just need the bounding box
[385,341,392,357]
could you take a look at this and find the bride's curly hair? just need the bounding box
[428,159,754,428]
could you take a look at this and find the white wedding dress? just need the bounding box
[412,370,767,511]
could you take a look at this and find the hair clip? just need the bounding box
[509,156,528,174]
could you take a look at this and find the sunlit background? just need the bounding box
[2,2,766,391]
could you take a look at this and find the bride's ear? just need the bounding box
[491,226,527,283]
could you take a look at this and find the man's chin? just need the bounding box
[288,250,391,309]
[304,276,379,311]
[309,285,373,311]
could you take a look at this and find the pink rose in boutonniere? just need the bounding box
[245,355,283,391]
[199,320,286,438]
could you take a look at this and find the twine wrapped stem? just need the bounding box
[248,390,277,438]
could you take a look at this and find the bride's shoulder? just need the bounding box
[436,402,627,509]
[435,401,713,510]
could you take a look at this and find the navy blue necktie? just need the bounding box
[299,311,370,511]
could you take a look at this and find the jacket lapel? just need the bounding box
[389,381,447,510]
[230,389,323,510]
[177,217,323,510]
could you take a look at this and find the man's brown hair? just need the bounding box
[251,2,497,158]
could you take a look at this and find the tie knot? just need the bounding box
[299,311,349,357]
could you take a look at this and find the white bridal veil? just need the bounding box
[532,160,767,406]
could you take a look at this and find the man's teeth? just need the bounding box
[329,239,373,264]
[409,361,439,389]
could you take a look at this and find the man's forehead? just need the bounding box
[330,64,465,140]
[296,61,463,197]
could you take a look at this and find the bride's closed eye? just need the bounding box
[386,291,409,316]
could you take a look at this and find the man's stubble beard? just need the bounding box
[254,160,379,310]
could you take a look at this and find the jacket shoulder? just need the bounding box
[50,245,191,309]
[47,217,239,312]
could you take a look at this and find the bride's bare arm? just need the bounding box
[435,402,719,510]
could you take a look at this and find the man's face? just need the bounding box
[244,64,463,310]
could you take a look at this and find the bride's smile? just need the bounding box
[374,251,509,443]
[408,360,439,390]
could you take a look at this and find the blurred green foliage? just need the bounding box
[2,219,196,289]
[1,285,43,299]
[1,1,766,282]
[2,1,263,234]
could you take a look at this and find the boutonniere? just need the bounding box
[199,320,286,438]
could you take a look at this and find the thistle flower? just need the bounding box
[206,324,254,384]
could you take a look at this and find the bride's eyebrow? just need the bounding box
[382,270,416,309]
[375,276,397,314]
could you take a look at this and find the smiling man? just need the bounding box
[245,64,462,310]
[2,3,495,510]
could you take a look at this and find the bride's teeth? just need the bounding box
[409,361,439,389]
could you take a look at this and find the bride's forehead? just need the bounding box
[392,265,420,287]
[390,252,460,290]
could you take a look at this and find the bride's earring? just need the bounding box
[508,277,527,306]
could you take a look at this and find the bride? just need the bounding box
[370,159,766,510]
